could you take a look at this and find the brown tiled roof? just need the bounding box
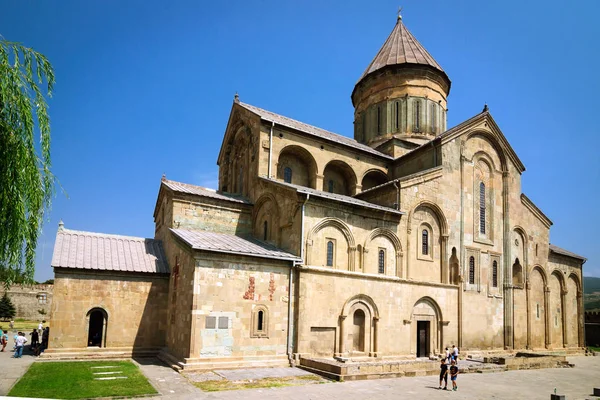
[51,228,169,274]
[162,178,251,204]
[549,244,586,262]
[358,18,447,82]
[262,178,404,215]
[170,229,301,262]
[238,102,392,159]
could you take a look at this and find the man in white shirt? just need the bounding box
[452,345,459,361]
[38,322,43,335]
[14,332,27,358]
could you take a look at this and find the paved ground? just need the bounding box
[136,356,600,400]
[0,344,37,396]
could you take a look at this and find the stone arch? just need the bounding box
[339,294,380,356]
[512,227,528,286]
[322,160,359,195]
[252,194,280,245]
[306,218,356,270]
[86,307,108,348]
[462,130,509,172]
[529,265,547,349]
[411,297,444,356]
[363,228,403,276]
[360,169,389,191]
[276,145,318,188]
[406,201,449,283]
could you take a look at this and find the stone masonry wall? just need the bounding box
[0,284,53,320]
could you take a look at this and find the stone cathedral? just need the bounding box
[48,15,586,370]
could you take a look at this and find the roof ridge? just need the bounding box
[59,228,153,242]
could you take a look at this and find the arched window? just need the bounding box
[414,100,421,131]
[326,241,334,267]
[377,106,381,135]
[395,101,400,130]
[251,306,268,338]
[469,256,475,284]
[536,303,540,319]
[422,229,429,255]
[430,103,436,133]
[479,182,486,234]
[492,260,498,288]
[327,180,334,193]
[263,221,268,241]
[378,249,385,274]
[283,167,292,183]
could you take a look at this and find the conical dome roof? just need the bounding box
[357,17,449,85]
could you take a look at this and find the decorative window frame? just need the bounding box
[283,167,292,183]
[417,223,433,262]
[250,305,269,338]
[326,238,336,268]
[37,293,48,305]
[465,247,481,292]
[487,253,502,297]
[473,156,495,246]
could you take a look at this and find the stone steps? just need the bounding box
[39,347,159,360]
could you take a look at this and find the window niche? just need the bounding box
[474,158,494,245]
[378,248,386,274]
[326,238,336,267]
[512,258,524,288]
[251,305,269,338]
[465,248,480,291]
[488,254,502,297]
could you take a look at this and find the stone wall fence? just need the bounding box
[0,284,53,321]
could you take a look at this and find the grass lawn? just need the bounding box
[8,360,157,399]
[194,375,324,392]
[0,319,44,332]
[589,346,600,352]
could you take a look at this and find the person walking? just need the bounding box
[13,332,27,358]
[452,344,459,361]
[438,358,448,390]
[9,320,14,329]
[1,330,7,352]
[38,321,43,335]
[450,359,459,391]
[445,347,451,363]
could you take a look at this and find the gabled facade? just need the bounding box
[48,15,586,368]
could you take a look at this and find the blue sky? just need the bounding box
[1,0,598,280]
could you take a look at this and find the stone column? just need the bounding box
[396,251,403,278]
[406,227,412,280]
[371,317,379,357]
[544,286,551,348]
[315,174,324,191]
[348,247,357,272]
[577,290,584,347]
[561,288,568,348]
[502,170,512,349]
[526,279,531,349]
[441,235,449,284]
[338,315,346,356]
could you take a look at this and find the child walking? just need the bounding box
[450,359,459,391]
[438,359,448,390]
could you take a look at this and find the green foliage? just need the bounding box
[0,292,16,320]
[0,38,55,288]
[37,308,46,315]
[42,278,54,284]
[9,361,157,399]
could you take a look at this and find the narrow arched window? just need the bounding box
[479,182,486,234]
[469,256,475,284]
[326,241,334,267]
[377,106,381,135]
[422,230,429,255]
[378,249,385,274]
[257,310,264,332]
[283,167,292,183]
[328,180,334,193]
[414,100,421,131]
[536,303,540,319]
[395,101,400,130]
[263,221,268,241]
[492,260,498,288]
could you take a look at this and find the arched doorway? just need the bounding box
[87,308,107,347]
[339,294,379,357]
[352,309,366,352]
[411,297,443,358]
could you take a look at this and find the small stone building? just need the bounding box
[48,15,587,367]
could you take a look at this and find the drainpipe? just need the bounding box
[268,121,275,179]
[287,193,310,366]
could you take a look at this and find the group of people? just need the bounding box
[439,345,460,391]
[0,322,49,358]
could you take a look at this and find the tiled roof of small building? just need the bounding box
[262,178,404,215]
[358,18,447,82]
[170,229,301,262]
[51,227,169,274]
[549,244,586,262]
[162,178,251,204]
[238,102,393,159]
